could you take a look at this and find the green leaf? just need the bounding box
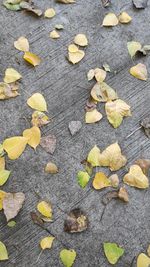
[103,242,124,264]
[60,249,76,267]
[0,170,11,186]
[7,221,16,227]
[0,241,8,261]
[77,171,90,188]
[3,1,21,11]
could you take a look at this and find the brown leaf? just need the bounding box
[68,121,82,136]
[141,117,150,138]
[20,1,43,16]
[30,212,44,226]
[133,0,148,8]
[64,208,88,233]
[85,98,97,112]
[40,135,56,154]
[3,192,25,221]
[118,187,129,202]
[135,159,150,175]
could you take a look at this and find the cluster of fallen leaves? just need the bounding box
[102,11,132,27]
[68,34,88,64]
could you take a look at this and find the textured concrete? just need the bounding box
[0,0,150,266]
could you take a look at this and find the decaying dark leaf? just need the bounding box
[135,159,150,175]
[102,191,118,205]
[40,134,56,154]
[30,212,44,226]
[101,0,111,7]
[141,117,150,138]
[68,121,82,136]
[3,192,25,221]
[118,187,129,202]
[85,98,97,112]
[64,208,88,233]
[133,0,148,8]
[20,1,43,16]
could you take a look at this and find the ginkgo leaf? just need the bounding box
[45,162,59,174]
[3,192,25,221]
[91,82,118,102]
[0,190,6,210]
[68,50,85,64]
[99,142,127,171]
[103,242,124,264]
[87,145,101,167]
[50,30,60,39]
[23,126,41,150]
[93,172,111,190]
[127,41,142,58]
[27,93,47,112]
[3,136,28,160]
[118,12,132,24]
[102,13,119,26]
[105,99,131,128]
[31,111,50,127]
[23,52,41,67]
[37,201,52,218]
[85,109,103,123]
[4,68,22,83]
[0,170,11,186]
[74,34,88,47]
[123,164,149,189]
[40,236,55,250]
[0,241,8,261]
[77,171,90,188]
[60,249,76,267]
[64,208,88,233]
[137,253,150,267]
[44,8,56,18]
[0,157,5,170]
[130,63,147,81]
[14,36,29,52]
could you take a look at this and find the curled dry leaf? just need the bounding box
[40,236,55,250]
[68,49,85,64]
[130,63,147,81]
[133,0,148,9]
[87,145,101,167]
[102,13,119,27]
[64,208,88,233]
[74,34,88,47]
[141,116,150,138]
[31,111,50,127]
[3,192,25,221]
[0,190,6,210]
[40,134,56,154]
[23,126,41,150]
[99,142,127,171]
[37,201,52,218]
[105,99,131,128]
[3,136,28,160]
[14,36,29,52]
[93,172,111,190]
[56,0,75,3]
[135,159,150,175]
[0,82,19,100]
[85,109,103,124]
[4,68,22,84]
[27,93,47,112]
[0,241,9,261]
[77,171,90,188]
[50,30,60,39]
[91,82,118,102]
[60,249,76,267]
[23,52,41,67]
[19,1,43,16]
[68,121,82,136]
[118,12,132,24]
[109,174,119,187]
[0,170,11,186]
[45,162,59,174]
[137,253,150,267]
[127,41,142,58]
[44,8,56,18]
[103,242,124,265]
[118,187,129,202]
[30,212,44,227]
[123,164,149,189]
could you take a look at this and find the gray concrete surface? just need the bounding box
[0,0,150,266]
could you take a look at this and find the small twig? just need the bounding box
[125,126,142,140]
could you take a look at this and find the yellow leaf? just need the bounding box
[44,8,56,18]
[0,170,11,186]
[14,36,29,52]
[94,68,106,82]
[68,50,85,64]
[118,12,132,24]
[50,30,60,39]
[123,165,149,189]
[31,111,50,127]
[0,190,6,210]
[87,145,101,167]
[102,13,119,27]
[45,162,59,174]
[23,126,41,150]
[87,69,95,81]
[68,44,79,53]
[27,93,47,112]
[4,68,22,83]
[0,241,8,261]
[130,63,147,81]
[0,157,5,170]
[40,236,55,250]
[127,41,142,58]
[93,172,111,190]
[37,201,52,218]
[3,137,28,160]
[23,52,41,67]
[99,142,127,171]
[137,253,150,267]
[85,109,103,124]
[60,249,76,267]
[91,82,118,102]
[74,34,88,47]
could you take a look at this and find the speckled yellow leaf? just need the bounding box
[87,145,101,167]
[4,68,22,83]
[14,36,29,52]
[23,126,41,150]
[118,12,132,24]
[50,30,60,39]
[74,34,88,47]
[27,93,47,112]
[3,137,28,160]
[91,82,118,102]
[23,52,41,67]
[137,253,150,267]
[40,236,55,250]
[130,63,147,81]
[37,201,52,218]
[68,50,85,64]
[68,44,79,53]
[99,142,127,171]
[85,109,103,124]
[0,157,5,170]
[31,111,50,127]
[0,241,8,261]
[93,172,111,190]
[127,41,142,58]
[0,190,6,210]
[102,13,119,26]
[123,165,149,189]
[44,8,56,18]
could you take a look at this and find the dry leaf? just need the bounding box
[45,162,59,174]
[94,68,106,82]
[102,13,119,26]
[56,0,75,3]
[40,236,55,250]
[135,159,150,175]
[109,174,119,187]
[37,201,52,218]
[23,52,41,67]
[4,68,22,83]
[87,145,101,167]
[99,142,127,171]
[101,0,111,7]
[105,99,131,128]
[0,190,6,210]
[68,50,85,64]
[50,30,60,39]
[68,121,82,136]
[23,126,41,150]
[130,63,147,81]
[103,63,111,72]
[87,69,95,81]
[118,12,132,24]
[0,82,19,100]
[118,187,129,202]
[60,249,76,267]
[68,44,79,53]
[64,208,88,233]
[137,253,150,267]
[14,36,29,52]
[93,172,111,190]
[85,109,103,123]
[40,134,56,154]
[91,82,118,102]
[74,34,88,47]
[0,241,8,261]
[133,0,148,9]
[27,93,47,112]
[30,212,44,227]
[141,116,150,138]
[20,1,43,16]
[44,8,56,18]
[85,98,97,112]
[3,192,25,221]
[127,41,142,58]
[55,24,64,30]
[123,164,149,189]
[31,111,50,127]
[3,136,28,160]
